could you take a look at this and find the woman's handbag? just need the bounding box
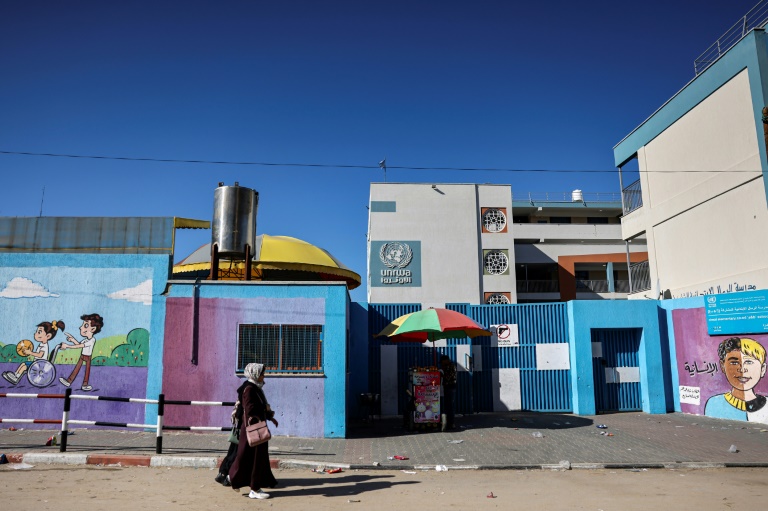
[245,417,271,447]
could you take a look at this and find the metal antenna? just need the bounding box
[39,186,46,217]
[379,158,387,182]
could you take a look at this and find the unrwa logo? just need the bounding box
[379,242,413,269]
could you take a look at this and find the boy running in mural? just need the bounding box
[2,320,65,385]
[59,313,104,392]
[704,337,768,424]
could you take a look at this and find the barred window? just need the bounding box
[237,324,323,374]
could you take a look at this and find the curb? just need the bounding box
[3,454,768,471]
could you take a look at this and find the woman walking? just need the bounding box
[228,363,279,499]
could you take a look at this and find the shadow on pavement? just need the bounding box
[348,411,594,438]
[255,474,419,498]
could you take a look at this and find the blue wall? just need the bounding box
[567,300,666,414]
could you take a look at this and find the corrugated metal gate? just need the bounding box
[368,302,572,416]
[591,328,642,412]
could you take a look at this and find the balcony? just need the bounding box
[516,280,559,293]
[629,261,651,293]
[513,223,624,241]
[622,179,643,215]
[576,280,630,293]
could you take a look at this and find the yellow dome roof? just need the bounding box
[173,234,361,289]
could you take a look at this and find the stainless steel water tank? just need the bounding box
[211,183,259,257]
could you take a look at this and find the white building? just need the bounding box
[614,26,768,299]
[368,183,516,307]
[367,183,647,306]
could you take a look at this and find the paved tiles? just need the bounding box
[1,411,767,470]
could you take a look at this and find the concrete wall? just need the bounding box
[637,69,768,298]
[615,31,768,299]
[368,183,515,307]
[568,300,667,415]
[0,253,170,429]
[478,185,517,303]
[162,281,349,438]
[659,295,768,425]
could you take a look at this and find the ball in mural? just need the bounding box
[16,339,33,357]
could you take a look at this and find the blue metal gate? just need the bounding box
[591,329,642,412]
[368,302,572,416]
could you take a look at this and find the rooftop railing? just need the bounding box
[514,192,622,204]
[694,0,768,75]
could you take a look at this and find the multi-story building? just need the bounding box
[367,183,647,305]
[614,23,768,299]
[512,191,647,303]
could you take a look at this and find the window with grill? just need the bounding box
[237,324,323,374]
[483,250,509,275]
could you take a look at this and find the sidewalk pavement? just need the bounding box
[2,411,767,471]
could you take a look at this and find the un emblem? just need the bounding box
[379,242,413,269]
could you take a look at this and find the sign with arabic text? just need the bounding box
[705,289,768,335]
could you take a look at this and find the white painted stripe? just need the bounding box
[187,426,225,431]
[535,343,571,370]
[604,366,641,384]
[0,419,36,423]
[156,415,164,437]
[492,368,521,412]
[615,366,641,383]
[69,395,99,400]
[456,344,470,372]
[150,456,218,468]
[3,393,40,398]
[129,398,158,404]
[186,401,226,406]
[126,423,157,429]
[68,420,97,425]
[24,453,88,465]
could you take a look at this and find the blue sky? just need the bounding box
[0,0,758,302]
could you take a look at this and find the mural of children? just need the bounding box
[1,320,65,385]
[58,313,104,392]
[704,337,768,424]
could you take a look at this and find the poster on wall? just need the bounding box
[705,289,768,335]
[673,308,768,424]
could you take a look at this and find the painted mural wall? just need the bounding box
[162,282,348,438]
[673,307,768,424]
[0,254,169,429]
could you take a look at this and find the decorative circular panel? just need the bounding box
[483,208,507,233]
[484,250,509,275]
[486,293,510,304]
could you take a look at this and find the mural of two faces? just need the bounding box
[674,308,768,424]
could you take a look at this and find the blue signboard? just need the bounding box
[370,241,421,287]
[705,289,768,335]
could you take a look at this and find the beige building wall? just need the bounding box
[628,69,768,298]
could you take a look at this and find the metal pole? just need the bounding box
[626,241,633,294]
[156,393,164,454]
[60,388,71,452]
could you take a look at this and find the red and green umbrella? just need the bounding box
[375,308,491,364]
